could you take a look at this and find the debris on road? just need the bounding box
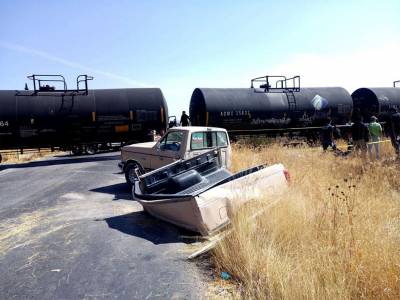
[221,272,231,280]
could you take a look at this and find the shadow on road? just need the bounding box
[103,211,193,244]
[0,154,120,170]
[90,182,132,200]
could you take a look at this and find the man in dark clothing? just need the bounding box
[389,108,400,155]
[320,119,337,151]
[350,116,369,157]
[180,111,190,127]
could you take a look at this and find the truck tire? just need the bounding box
[85,145,98,155]
[71,145,83,155]
[124,162,144,186]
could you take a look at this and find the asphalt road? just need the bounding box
[0,152,204,300]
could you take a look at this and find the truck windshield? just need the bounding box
[159,131,183,151]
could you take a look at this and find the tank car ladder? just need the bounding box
[286,90,297,111]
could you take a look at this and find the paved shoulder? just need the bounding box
[0,153,203,299]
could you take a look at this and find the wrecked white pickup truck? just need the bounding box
[132,149,290,235]
[119,126,231,185]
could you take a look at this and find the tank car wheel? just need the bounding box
[85,145,98,155]
[71,145,83,156]
[124,162,143,186]
[99,143,108,150]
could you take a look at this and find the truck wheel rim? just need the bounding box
[86,146,97,155]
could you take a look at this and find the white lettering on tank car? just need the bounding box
[220,110,251,117]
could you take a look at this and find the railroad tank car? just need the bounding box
[0,88,168,154]
[351,86,400,121]
[189,87,353,133]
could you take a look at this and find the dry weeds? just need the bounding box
[213,141,400,299]
[1,149,63,163]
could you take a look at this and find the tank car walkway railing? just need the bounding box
[15,74,93,97]
[250,75,300,93]
[250,74,300,111]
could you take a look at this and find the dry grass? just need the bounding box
[1,149,63,163]
[213,141,400,299]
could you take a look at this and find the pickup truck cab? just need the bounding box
[119,126,231,185]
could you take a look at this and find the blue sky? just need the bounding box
[1,0,399,116]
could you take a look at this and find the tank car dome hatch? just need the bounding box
[351,87,400,120]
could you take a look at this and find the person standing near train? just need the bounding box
[320,118,337,151]
[350,116,369,158]
[180,111,191,127]
[367,116,382,160]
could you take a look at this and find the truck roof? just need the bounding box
[169,126,227,132]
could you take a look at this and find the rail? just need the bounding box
[227,122,386,134]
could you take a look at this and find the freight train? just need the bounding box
[189,75,400,138]
[0,75,168,162]
[1,74,400,163]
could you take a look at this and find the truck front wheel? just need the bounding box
[71,145,83,156]
[124,162,144,186]
[85,144,98,155]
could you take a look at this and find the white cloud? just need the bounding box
[164,40,400,116]
[270,41,400,91]
[0,41,151,88]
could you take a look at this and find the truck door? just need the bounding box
[215,131,231,169]
[153,131,184,169]
[188,131,214,158]
[188,131,231,168]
